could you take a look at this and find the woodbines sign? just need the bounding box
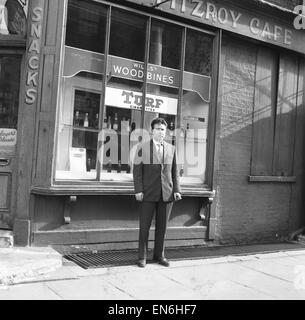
[127,0,305,54]
[64,46,211,103]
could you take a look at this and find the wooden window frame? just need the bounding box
[52,0,220,195]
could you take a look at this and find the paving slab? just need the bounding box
[45,277,134,300]
[203,280,275,300]
[103,269,204,300]
[0,282,62,300]
[0,247,62,286]
[238,259,296,283]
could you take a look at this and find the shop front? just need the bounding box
[9,0,305,247]
[0,0,27,232]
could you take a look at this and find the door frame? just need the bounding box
[0,48,26,229]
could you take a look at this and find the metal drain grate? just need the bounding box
[63,247,207,269]
[62,242,305,269]
[64,249,140,269]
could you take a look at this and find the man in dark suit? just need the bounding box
[133,118,182,268]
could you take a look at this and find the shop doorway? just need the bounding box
[0,54,22,229]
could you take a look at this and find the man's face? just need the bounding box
[152,123,167,142]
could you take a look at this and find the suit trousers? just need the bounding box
[138,198,173,260]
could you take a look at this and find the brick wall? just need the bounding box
[214,37,292,244]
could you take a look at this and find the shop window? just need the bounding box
[185,29,213,76]
[109,8,146,62]
[251,47,299,177]
[55,1,214,186]
[0,55,21,129]
[149,19,182,70]
[56,72,103,180]
[66,0,107,54]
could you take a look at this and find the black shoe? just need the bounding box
[137,259,146,268]
[154,257,170,267]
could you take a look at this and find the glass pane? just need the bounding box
[149,19,182,70]
[109,8,146,62]
[100,77,143,181]
[56,72,103,180]
[143,84,179,145]
[179,90,209,184]
[185,29,213,76]
[66,0,107,54]
[0,0,28,36]
[0,55,21,129]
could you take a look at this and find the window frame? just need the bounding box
[249,46,300,183]
[53,0,219,192]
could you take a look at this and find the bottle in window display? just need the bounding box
[121,117,130,133]
[117,160,121,173]
[180,123,185,138]
[87,157,92,171]
[107,116,112,129]
[126,164,131,174]
[84,113,89,127]
[74,111,80,126]
[113,113,119,131]
[169,120,175,137]
[186,123,190,138]
[103,113,108,129]
[107,160,112,172]
[131,121,136,132]
[180,164,184,177]
[94,113,99,129]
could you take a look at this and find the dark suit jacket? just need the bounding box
[133,139,181,202]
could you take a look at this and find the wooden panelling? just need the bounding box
[33,0,66,186]
[40,54,55,113]
[35,121,50,183]
[0,175,9,209]
[289,58,305,232]
[251,47,277,175]
[273,54,298,176]
[32,226,207,246]
[45,0,60,47]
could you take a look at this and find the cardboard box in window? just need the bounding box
[69,147,86,172]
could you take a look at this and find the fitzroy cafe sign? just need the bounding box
[127,0,305,55]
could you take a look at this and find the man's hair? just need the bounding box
[151,117,168,130]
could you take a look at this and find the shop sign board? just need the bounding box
[64,46,211,102]
[107,55,180,88]
[0,128,17,146]
[126,0,305,55]
[105,87,178,114]
[24,0,43,105]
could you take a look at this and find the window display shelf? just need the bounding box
[73,126,99,133]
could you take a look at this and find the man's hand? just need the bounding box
[174,193,182,201]
[135,192,144,202]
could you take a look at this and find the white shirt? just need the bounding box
[153,138,164,160]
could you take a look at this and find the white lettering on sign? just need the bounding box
[25,5,43,105]
[105,87,178,115]
[111,62,175,86]
[0,129,17,146]
[151,0,294,47]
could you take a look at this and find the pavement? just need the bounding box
[1,242,305,300]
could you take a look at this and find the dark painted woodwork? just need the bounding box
[249,176,296,183]
[289,58,305,233]
[33,226,208,247]
[273,54,298,176]
[251,47,277,176]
